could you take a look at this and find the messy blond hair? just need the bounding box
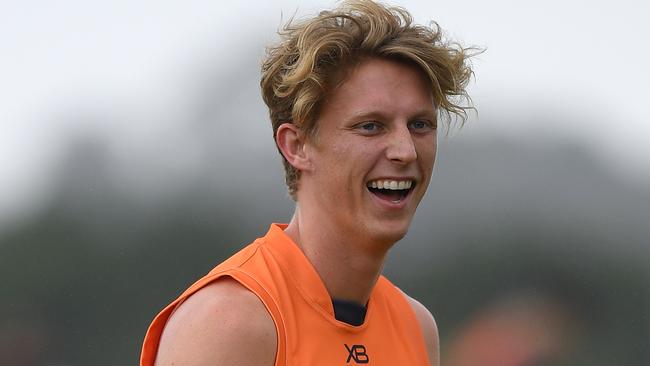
[261,0,478,198]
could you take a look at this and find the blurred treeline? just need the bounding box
[1,124,648,365]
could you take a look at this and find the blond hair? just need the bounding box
[261,0,478,198]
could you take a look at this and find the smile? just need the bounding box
[366,179,414,203]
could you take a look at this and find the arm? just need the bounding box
[154,277,277,366]
[404,294,440,366]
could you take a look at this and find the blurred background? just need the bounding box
[1,0,648,365]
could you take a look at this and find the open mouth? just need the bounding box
[366,179,415,203]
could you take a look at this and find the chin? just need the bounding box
[367,222,410,248]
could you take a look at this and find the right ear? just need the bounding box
[275,123,312,172]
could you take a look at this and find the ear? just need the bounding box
[275,123,312,172]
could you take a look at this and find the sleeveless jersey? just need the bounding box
[141,223,430,366]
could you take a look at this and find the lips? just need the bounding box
[367,179,413,190]
[366,179,415,203]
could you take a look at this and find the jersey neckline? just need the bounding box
[260,223,381,330]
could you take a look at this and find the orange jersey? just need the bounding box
[141,224,430,366]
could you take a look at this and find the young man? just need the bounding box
[141,1,475,365]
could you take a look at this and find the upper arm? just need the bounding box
[154,277,277,366]
[404,294,440,366]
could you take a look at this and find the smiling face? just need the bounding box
[297,57,437,249]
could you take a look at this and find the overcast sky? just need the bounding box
[1,0,649,225]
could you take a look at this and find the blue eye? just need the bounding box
[412,121,426,129]
[361,122,377,130]
[356,121,382,134]
[409,120,435,132]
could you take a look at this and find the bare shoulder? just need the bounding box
[401,291,440,366]
[154,277,277,366]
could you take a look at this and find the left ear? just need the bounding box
[275,123,312,172]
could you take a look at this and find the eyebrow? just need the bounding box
[347,108,437,123]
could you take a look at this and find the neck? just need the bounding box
[284,206,390,305]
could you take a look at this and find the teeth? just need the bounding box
[367,179,413,190]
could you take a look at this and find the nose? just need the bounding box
[385,126,417,164]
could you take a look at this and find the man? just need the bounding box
[141,1,475,365]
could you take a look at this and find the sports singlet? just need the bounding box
[141,223,430,366]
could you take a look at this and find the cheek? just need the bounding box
[417,138,437,166]
[324,142,359,167]
[312,144,355,185]
[430,144,437,165]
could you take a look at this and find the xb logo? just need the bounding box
[345,344,369,364]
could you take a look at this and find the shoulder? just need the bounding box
[401,291,440,366]
[154,276,277,366]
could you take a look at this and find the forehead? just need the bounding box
[321,57,435,121]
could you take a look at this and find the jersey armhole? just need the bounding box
[393,284,435,366]
[221,270,287,366]
[140,270,287,366]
